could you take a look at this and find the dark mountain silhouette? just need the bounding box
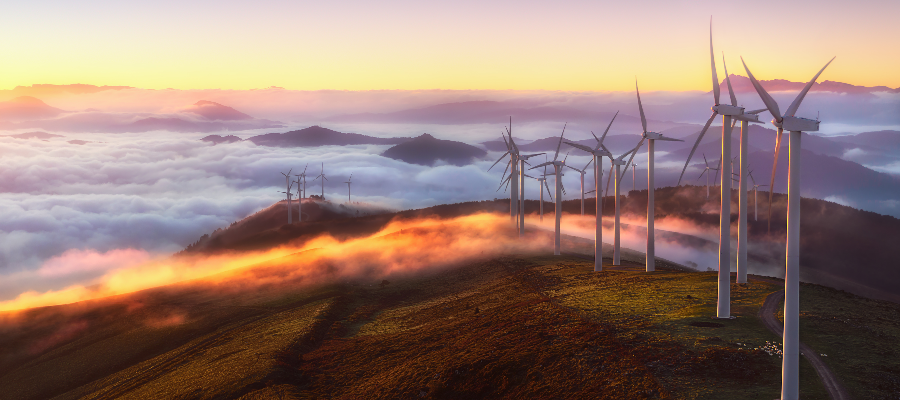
[248,125,411,147]
[718,74,900,95]
[0,97,65,120]
[3,131,63,140]
[184,100,252,121]
[201,134,242,144]
[382,133,487,166]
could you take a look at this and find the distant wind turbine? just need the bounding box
[530,124,570,255]
[697,154,719,199]
[344,174,353,202]
[294,163,308,222]
[564,111,618,271]
[748,171,768,221]
[312,162,328,199]
[619,81,684,272]
[281,168,293,224]
[742,54,834,400]
[607,143,640,265]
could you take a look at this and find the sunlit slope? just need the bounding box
[3,249,899,398]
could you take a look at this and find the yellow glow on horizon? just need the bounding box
[0,1,897,92]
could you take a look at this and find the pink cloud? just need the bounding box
[37,248,151,277]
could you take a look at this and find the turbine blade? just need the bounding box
[784,57,835,117]
[488,152,510,171]
[501,159,512,180]
[710,19,720,105]
[600,143,613,161]
[545,180,553,201]
[564,141,594,153]
[599,111,618,146]
[583,157,593,171]
[676,111,717,186]
[529,161,554,170]
[636,81,648,133]
[723,52,737,107]
[619,137,644,182]
[553,123,567,162]
[741,57,782,121]
[604,164,614,198]
[748,108,767,114]
[767,127,784,232]
[564,165,582,173]
[497,174,512,192]
[698,169,707,180]
[714,156,722,183]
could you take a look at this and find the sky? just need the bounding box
[1,0,898,91]
[1,0,899,307]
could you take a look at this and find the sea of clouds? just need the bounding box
[1,87,898,301]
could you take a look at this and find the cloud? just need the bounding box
[37,248,150,277]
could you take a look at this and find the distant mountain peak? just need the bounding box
[415,133,436,140]
[184,100,253,121]
[718,74,899,95]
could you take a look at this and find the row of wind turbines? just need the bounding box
[491,20,833,400]
[278,163,357,224]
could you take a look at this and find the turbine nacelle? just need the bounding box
[780,116,820,132]
[712,104,745,116]
[733,113,762,123]
[642,131,682,142]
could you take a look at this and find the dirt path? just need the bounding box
[758,290,852,400]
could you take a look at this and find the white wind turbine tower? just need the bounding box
[530,124,570,255]
[344,174,353,203]
[676,23,763,317]
[619,82,684,272]
[742,55,834,400]
[748,171,768,221]
[564,112,617,271]
[280,168,293,224]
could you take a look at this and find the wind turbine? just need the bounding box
[294,163,308,222]
[531,154,554,222]
[676,23,763,318]
[564,112,617,271]
[516,153,545,235]
[608,144,639,265]
[618,82,684,272]
[749,171,768,221]
[530,124,570,255]
[742,56,834,400]
[280,168,293,224]
[344,174,353,203]
[697,154,719,200]
[312,162,328,199]
[630,162,637,192]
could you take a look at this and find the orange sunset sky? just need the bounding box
[1,0,897,92]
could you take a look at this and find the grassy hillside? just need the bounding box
[2,226,899,399]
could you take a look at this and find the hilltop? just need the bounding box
[382,133,488,166]
[1,212,898,398]
[248,126,411,147]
